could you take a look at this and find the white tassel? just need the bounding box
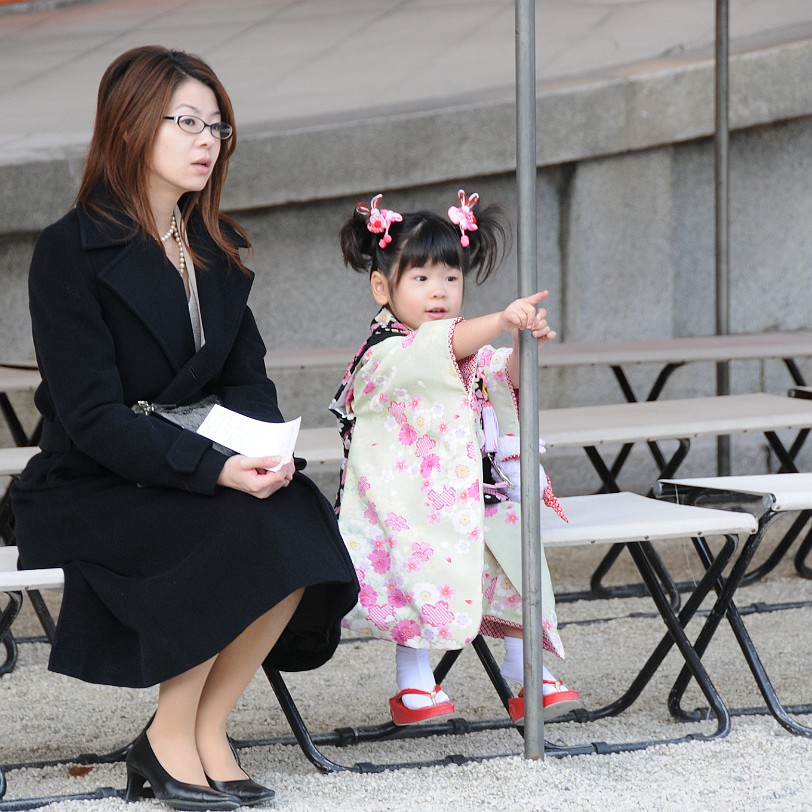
[481,401,499,454]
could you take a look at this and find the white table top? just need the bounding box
[262,330,812,372]
[0,366,40,392]
[541,393,812,448]
[0,446,38,476]
[6,394,810,474]
[541,492,757,546]
[0,546,64,591]
[292,393,812,465]
[539,330,812,368]
[10,332,812,377]
[661,473,812,513]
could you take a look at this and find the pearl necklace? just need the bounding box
[160,214,186,276]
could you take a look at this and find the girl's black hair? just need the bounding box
[340,197,511,287]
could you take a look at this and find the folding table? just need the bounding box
[540,393,812,601]
[0,495,757,803]
[539,330,812,403]
[656,473,812,736]
[262,492,757,771]
[541,331,812,477]
[264,330,812,404]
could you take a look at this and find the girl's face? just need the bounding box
[371,261,464,331]
[148,78,222,207]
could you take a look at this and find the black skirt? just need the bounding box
[11,468,359,688]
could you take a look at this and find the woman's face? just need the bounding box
[148,78,223,206]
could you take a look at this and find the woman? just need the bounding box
[11,46,359,810]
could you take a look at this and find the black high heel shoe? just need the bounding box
[125,731,241,811]
[207,775,276,807]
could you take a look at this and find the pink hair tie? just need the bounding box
[448,189,479,247]
[356,193,403,249]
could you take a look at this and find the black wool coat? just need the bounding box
[11,199,359,687]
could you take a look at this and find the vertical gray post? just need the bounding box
[515,0,544,759]
[715,0,731,475]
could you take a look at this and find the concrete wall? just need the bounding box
[3,37,812,493]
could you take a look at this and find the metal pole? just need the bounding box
[715,0,731,475]
[515,0,544,760]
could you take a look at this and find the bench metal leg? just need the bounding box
[567,439,691,606]
[260,648,520,774]
[0,590,22,675]
[0,395,28,449]
[0,586,57,675]
[739,509,812,586]
[0,737,131,808]
[574,537,734,742]
[668,521,812,737]
[792,517,812,579]
[260,539,735,773]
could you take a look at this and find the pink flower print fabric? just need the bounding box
[334,311,563,658]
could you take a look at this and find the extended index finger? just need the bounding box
[525,290,550,305]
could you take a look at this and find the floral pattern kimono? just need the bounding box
[330,308,564,658]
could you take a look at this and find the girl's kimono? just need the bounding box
[330,308,564,658]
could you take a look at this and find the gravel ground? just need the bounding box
[3,521,812,812]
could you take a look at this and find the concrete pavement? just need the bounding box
[2,0,812,166]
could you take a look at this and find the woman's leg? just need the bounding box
[146,588,304,785]
[194,588,304,781]
[148,657,217,785]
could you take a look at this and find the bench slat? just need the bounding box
[0,546,64,591]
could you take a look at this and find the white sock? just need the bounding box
[395,645,450,710]
[500,636,525,685]
[500,637,560,694]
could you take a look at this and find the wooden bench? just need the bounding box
[7,331,811,451]
[539,330,812,400]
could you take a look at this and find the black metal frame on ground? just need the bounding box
[260,534,738,773]
[0,586,55,675]
[0,532,739,807]
[655,483,812,738]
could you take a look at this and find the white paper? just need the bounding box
[197,405,301,471]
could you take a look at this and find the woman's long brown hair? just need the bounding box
[76,45,250,272]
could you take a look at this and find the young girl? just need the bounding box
[330,191,580,725]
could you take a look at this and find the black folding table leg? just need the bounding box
[739,509,812,586]
[0,395,28,449]
[261,664,352,773]
[764,431,800,474]
[578,537,734,741]
[0,591,22,675]
[584,439,690,606]
[260,649,518,774]
[668,522,812,737]
[793,518,812,579]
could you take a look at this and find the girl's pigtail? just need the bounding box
[340,193,404,274]
[467,203,511,284]
[339,209,376,273]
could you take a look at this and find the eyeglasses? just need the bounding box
[162,114,233,141]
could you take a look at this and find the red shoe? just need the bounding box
[508,680,582,724]
[389,685,456,726]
